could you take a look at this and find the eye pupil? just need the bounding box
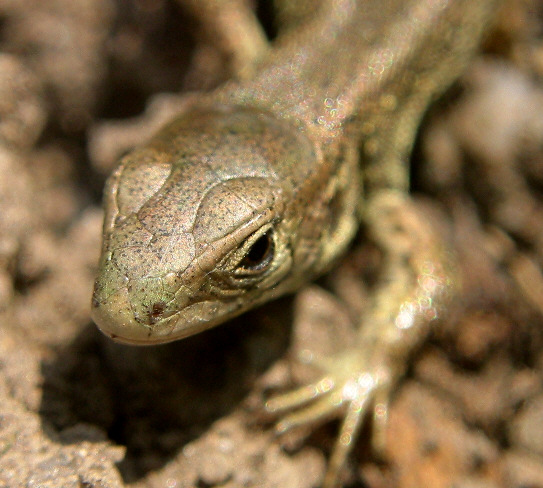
[239,232,274,271]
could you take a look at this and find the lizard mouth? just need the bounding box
[103,331,177,346]
[91,284,244,346]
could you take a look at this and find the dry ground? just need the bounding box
[1,1,543,487]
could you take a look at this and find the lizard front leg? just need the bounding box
[266,190,455,487]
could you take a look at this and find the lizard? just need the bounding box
[91,1,503,486]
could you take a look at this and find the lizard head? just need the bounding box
[91,106,324,344]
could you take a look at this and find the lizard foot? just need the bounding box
[265,348,398,488]
[265,195,452,487]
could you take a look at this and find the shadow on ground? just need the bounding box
[39,298,294,483]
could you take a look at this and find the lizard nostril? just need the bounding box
[149,302,166,323]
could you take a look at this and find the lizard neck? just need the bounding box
[211,1,471,137]
[205,0,501,196]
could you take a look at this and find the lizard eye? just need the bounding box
[237,230,275,273]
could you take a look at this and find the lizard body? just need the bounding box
[91,1,502,486]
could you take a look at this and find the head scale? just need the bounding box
[91,106,322,344]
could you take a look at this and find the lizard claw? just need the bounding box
[265,349,396,488]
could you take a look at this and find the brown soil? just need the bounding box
[1,1,543,487]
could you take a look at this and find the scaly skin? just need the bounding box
[91,1,502,486]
